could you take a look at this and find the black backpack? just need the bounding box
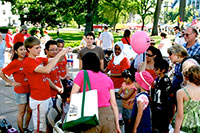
[180,54,200,72]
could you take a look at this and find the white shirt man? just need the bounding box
[99,26,114,50]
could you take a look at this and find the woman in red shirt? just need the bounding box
[105,41,130,90]
[0,42,32,133]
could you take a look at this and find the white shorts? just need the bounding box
[29,97,52,132]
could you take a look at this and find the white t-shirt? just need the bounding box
[99,31,114,50]
[159,38,172,57]
[175,37,186,45]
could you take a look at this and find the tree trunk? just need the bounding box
[20,14,25,26]
[179,0,186,29]
[84,0,99,35]
[152,0,163,36]
[141,16,145,30]
[113,9,118,32]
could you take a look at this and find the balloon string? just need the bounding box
[137,54,140,72]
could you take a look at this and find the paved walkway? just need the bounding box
[0,52,79,131]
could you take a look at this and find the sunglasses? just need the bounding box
[168,51,172,56]
[146,53,154,57]
[184,33,193,37]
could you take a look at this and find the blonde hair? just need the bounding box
[183,66,200,85]
[167,44,188,58]
[24,36,40,52]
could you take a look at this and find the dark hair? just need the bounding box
[147,46,163,61]
[45,40,57,50]
[56,38,64,43]
[123,29,131,37]
[104,26,108,30]
[86,32,95,40]
[122,69,135,82]
[82,52,101,72]
[174,26,180,31]
[12,42,24,61]
[154,59,169,73]
[44,40,58,55]
[160,32,167,38]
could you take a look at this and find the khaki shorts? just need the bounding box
[82,106,116,133]
[29,97,52,132]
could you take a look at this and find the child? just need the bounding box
[170,66,200,132]
[0,42,32,133]
[118,69,137,133]
[152,59,172,133]
[130,71,154,133]
[23,36,68,133]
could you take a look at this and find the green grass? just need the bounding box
[48,30,163,48]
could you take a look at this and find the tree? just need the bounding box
[135,0,156,30]
[152,0,163,36]
[99,0,136,31]
[179,0,186,28]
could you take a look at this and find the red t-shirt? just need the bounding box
[107,57,130,88]
[23,57,51,100]
[13,33,31,44]
[2,59,30,93]
[57,56,67,78]
[121,37,130,45]
[5,33,13,48]
[49,64,62,97]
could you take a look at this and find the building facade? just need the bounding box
[0,0,20,27]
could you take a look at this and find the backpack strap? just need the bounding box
[183,88,192,101]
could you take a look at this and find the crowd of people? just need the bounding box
[0,25,200,133]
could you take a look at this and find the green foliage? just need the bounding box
[0,26,15,33]
[134,0,156,29]
[163,5,199,24]
[28,27,44,36]
[65,40,81,48]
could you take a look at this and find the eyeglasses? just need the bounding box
[146,53,154,57]
[184,33,193,37]
[49,49,58,52]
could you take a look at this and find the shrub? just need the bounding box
[64,40,81,48]
[0,26,15,33]
[28,27,44,36]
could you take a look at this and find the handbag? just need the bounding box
[62,70,99,132]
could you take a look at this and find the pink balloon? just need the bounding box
[130,31,150,54]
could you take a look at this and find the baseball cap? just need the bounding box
[135,71,154,91]
[21,25,28,30]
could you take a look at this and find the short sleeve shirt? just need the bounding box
[107,57,130,88]
[49,64,61,97]
[2,59,30,94]
[57,56,67,78]
[121,82,137,109]
[77,46,104,60]
[23,57,51,100]
[13,33,31,44]
[74,70,114,108]
[137,93,149,110]
[99,32,114,50]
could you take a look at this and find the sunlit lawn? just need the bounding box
[48,30,163,47]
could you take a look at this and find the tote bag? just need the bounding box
[62,70,99,132]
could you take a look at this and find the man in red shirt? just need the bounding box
[44,40,63,106]
[13,25,31,44]
[5,29,13,63]
[23,36,69,133]
[5,29,13,48]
